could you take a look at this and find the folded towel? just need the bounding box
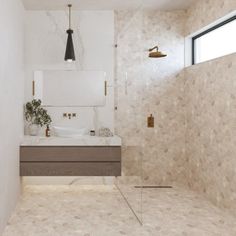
[98,127,113,137]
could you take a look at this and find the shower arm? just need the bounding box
[149,46,159,52]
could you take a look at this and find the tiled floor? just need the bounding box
[2,185,236,236]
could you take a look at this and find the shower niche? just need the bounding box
[33,70,106,107]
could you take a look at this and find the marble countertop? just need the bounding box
[21,135,122,146]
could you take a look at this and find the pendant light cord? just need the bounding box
[68,4,72,29]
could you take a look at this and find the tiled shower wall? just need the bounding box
[115,0,236,213]
[184,54,236,213]
[183,0,236,212]
[114,10,186,185]
[185,0,236,35]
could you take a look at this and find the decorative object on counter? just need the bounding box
[147,114,154,128]
[90,130,96,136]
[98,127,113,137]
[25,99,52,136]
[45,125,51,137]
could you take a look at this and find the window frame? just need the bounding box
[192,15,236,65]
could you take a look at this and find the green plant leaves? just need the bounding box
[25,99,52,127]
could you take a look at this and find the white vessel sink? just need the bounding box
[53,126,87,138]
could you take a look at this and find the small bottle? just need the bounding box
[46,125,51,137]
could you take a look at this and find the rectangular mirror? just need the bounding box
[34,70,106,107]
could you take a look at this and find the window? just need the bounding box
[192,15,236,65]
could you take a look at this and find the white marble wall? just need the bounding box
[0,0,24,233]
[25,10,115,133]
[23,10,115,185]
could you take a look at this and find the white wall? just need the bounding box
[0,0,25,233]
[25,10,114,133]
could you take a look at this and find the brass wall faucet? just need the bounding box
[63,113,77,119]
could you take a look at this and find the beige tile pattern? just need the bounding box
[3,185,236,236]
[184,53,236,215]
[185,0,236,36]
[115,0,236,214]
[114,10,186,185]
[182,0,236,214]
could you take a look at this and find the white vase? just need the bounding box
[29,124,40,136]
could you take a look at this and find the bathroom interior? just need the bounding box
[0,0,236,235]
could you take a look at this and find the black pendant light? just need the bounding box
[64,4,75,62]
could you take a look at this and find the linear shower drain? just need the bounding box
[134,186,173,188]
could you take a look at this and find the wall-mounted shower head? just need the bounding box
[148,46,167,58]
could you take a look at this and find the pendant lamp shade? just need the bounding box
[64,4,76,62]
[65,29,75,61]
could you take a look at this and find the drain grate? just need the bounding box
[134,186,173,188]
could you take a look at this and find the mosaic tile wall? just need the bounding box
[183,0,236,213]
[114,10,186,185]
[115,0,236,213]
[184,53,236,213]
[185,0,236,36]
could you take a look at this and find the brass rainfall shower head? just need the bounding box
[148,46,167,58]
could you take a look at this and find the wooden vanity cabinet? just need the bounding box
[20,146,121,176]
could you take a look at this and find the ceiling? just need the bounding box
[22,0,195,11]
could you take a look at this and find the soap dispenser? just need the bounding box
[45,125,51,137]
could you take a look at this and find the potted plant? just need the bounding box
[25,99,52,136]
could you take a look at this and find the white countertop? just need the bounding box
[21,135,122,146]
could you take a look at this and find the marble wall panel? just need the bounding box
[25,11,115,133]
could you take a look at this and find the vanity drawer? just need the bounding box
[20,146,121,162]
[20,146,121,176]
[20,162,121,176]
